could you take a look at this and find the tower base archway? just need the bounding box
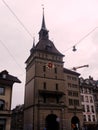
[71,116,80,130]
[45,114,59,130]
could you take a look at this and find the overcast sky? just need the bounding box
[0,0,98,108]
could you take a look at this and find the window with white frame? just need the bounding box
[92,115,96,122]
[87,105,90,112]
[85,96,89,102]
[90,96,93,103]
[91,105,94,113]
[88,115,91,121]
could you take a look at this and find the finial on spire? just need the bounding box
[42,4,44,10]
[41,4,44,14]
[41,4,46,30]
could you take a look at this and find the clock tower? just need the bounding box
[24,10,66,130]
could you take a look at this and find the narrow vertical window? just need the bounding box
[0,87,5,95]
[54,67,57,73]
[92,115,95,121]
[82,105,85,112]
[87,105,90,112]
[74,100,79,106]
[69,99,73,105]
[90,96,93,103]
[43,82,46,89]
[88,115,91,121]
[83,115,86,121]
[81,95,84,102]
[56,83,58,90]
[85,96,89,102]
[91,105,94,113]
[0,100,5,110]
[43,65,46,72]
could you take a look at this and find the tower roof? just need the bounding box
[28,9,64,62]
[0,70,21,85]
[35,39,64,56]
[39,8,49,40]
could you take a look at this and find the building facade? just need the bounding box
[0,70,21,130]
[11,104,24,130]
[80,76,98,129]
[64,69,83,130]
[24,11,83,130]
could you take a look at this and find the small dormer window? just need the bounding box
[45,44,52,51]
[47,43,51,48]
[2,74,6,79]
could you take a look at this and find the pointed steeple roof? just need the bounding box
[26,8,64,61]
[33,37,35,48]
[39,8,49,40]
[41,8,46,30]
[30,37,35,53]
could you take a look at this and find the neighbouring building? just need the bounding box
[11,104,24,130]
[24,10,83,130]
[0,70,21,130]
[80,76,98,130]
[64,69,83,130]
[93,80,98,125]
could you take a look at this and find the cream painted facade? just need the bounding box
[0,70,21,130]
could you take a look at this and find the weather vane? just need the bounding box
[41,4,44,10]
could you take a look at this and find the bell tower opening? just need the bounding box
[45,114,60,130]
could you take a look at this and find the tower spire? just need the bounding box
[30,37,35,53]
[39,6,49,40]
[41,7,46,30]
[33,37,35,48]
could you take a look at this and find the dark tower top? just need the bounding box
[39,8,49,40]
[27,9,64,64]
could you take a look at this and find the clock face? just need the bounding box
[47,62,54,69]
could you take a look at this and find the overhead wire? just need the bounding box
[1,0,32,75]
[3,0,98,52]
[63,27,98,53]
[2,0,33,39]
[2,0,98,53]
[1,0,98,73]
[75,27,98,46]
[0,39,24,72]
